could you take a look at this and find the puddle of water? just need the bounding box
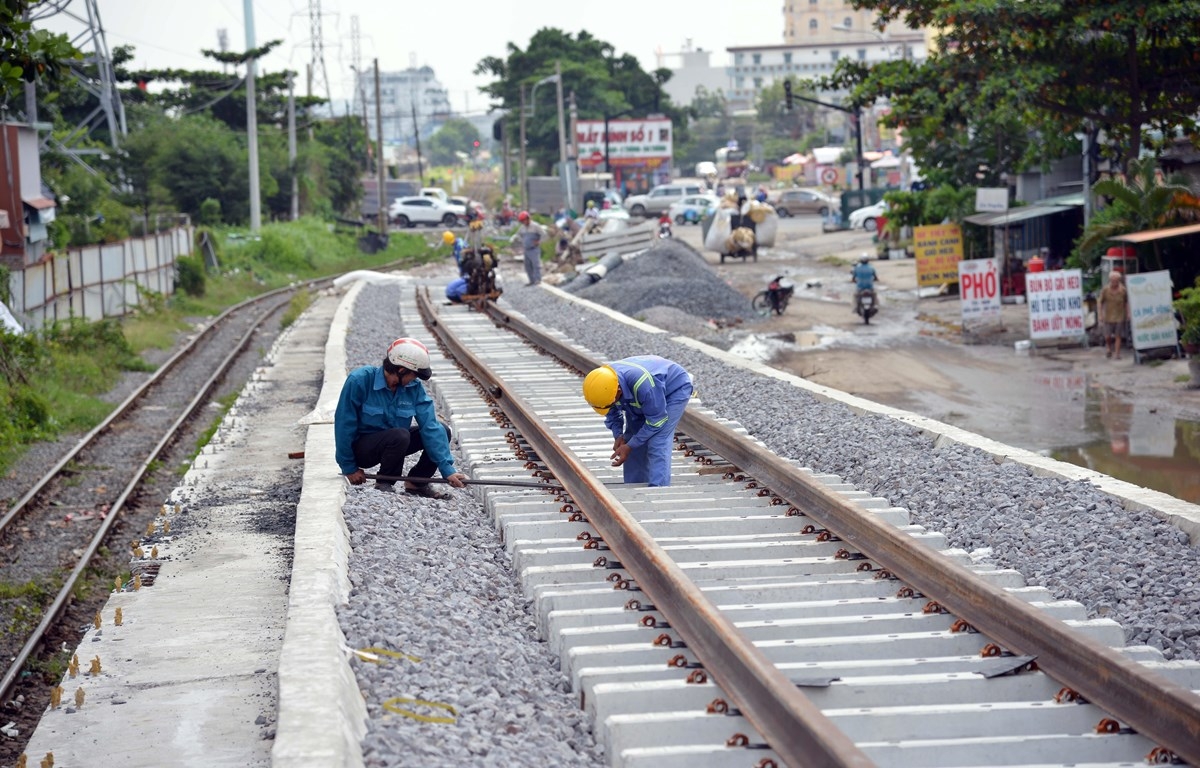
[1052,386,1200,503]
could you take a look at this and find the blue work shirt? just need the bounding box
[604,356,693,450]
[852,262,878,291]
[334,365,457,478]
[452,239,466,275]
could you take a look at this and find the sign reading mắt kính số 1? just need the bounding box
[1126,270,1177,351]
[1026,269,1085,341]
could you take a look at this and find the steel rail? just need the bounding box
[481,297,1200,765]
[421,289,875,768]
[0,296,290,703]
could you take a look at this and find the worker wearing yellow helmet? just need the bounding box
[582,355,693,486]
[443,230,467,275]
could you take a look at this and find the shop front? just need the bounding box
[575,118,673,197]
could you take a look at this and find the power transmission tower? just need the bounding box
[25,0,127,151]
[307,0,333,110]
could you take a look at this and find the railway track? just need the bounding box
[0,287,297,735]
[411,286,1200,767]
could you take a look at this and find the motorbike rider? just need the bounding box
[657,211,672,238]
[767,275,794,314]
[851,253,878,314]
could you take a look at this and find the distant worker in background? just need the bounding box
[443,230,466,276]
[582,355,694,487]
[510,211,544,286]
[585,200,600,221]
[335,337,468,497]
[1098,269,1129,360]
[851,253,878,314]
[445,276,468,304]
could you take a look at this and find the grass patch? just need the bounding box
[819,254,853,267]
[189,391,242,463]
[1176,374,1192,383]
[280,289,313,330]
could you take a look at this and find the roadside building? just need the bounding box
[0,122,57,271]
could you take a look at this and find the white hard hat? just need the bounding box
[859,253,871,262]
[386,337,432,380]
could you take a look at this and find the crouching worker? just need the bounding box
[335,337,468,497]
[445,276,468,304]
[582,355,694,486]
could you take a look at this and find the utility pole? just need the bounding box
[287,73,298,221]
[568,90,579,202]
[554,61,571,211]
[412,103,424,187]
[243,0,261,231]
[374,58,386,239]
[519,86,528,208]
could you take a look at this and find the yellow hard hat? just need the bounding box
[583,366,620,415]
[442,230,456,245]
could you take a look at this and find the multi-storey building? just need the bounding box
[356,66,453,147]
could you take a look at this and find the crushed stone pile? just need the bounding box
[564,239,755,323]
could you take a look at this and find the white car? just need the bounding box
[667,194,719,225]
[847,200,888,232]
[389,196,464,228]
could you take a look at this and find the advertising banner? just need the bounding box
[1126,270,1177,351]
[576,119,672,168]
[914,224,963,287]
[958,258,1001,327]
[1026,269,1085,341]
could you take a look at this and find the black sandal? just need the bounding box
[404,484,452,500]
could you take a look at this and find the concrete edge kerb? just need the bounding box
[538,281,1200,544]
[273,281,367,768]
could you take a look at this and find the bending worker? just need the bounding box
[335,337,468,497]
[582,355,694,487]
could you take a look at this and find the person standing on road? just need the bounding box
[335,337,468,497]
[510,211,544,286]
[582,355,694,487]
[1098,269,1130,360]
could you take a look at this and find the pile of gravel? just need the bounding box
[336,283,603,768]
[567,239,755,323]
[498,285,1200,662]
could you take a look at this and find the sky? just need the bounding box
[40,0,781,114]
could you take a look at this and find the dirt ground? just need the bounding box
[676,222,1200,453]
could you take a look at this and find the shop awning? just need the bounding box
[963,204,1074,227]
[1110,222,1200,244]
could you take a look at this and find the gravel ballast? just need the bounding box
[336,245,1200,764]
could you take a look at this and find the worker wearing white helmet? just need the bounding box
[582,355,694,487]
[334,337,468,496]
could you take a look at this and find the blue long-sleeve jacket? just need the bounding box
[334,366,457,478]
[603,356,693,449]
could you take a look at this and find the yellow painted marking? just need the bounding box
[355,647,422,665]
[383,697,457,724]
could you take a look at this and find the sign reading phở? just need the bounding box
[1026,269,1085,341]
[958,258,1001,327]
[575,119,673,167]
[1126,270,1176,351]
[914,224,963,288]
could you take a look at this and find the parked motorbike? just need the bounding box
[855,288,878,324]
[752,276,795,316]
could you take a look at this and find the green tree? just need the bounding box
[1075,158,1200,270]
[150,115,250,224]
[476,28,688,174]
[426,119,481,167]
[831,0,1200,174]
[755,78,820,166]
[0,1,79,102]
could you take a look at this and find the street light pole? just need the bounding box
[243,0,261,232]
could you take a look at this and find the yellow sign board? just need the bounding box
[914,224,963,287]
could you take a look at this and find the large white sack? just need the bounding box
[755,211,779,247]
[704,208,734,251]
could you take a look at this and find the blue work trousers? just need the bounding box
[622,387,691,487]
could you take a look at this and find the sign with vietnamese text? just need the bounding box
[1126,270,1176,351]
[975,187,1009,212]
[576,119,673,167]
[958,258,1001,327]
[914,224,963,287]
[1026,269,1085,341]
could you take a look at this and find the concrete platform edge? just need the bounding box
[272,282,367,768]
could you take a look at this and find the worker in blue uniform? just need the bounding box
[581,355,694,486]
[335,337,467,497]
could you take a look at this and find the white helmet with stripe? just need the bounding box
[386,337,432,380]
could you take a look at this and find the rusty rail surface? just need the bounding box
[422,290,874,767]
[470,296,1200,766]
